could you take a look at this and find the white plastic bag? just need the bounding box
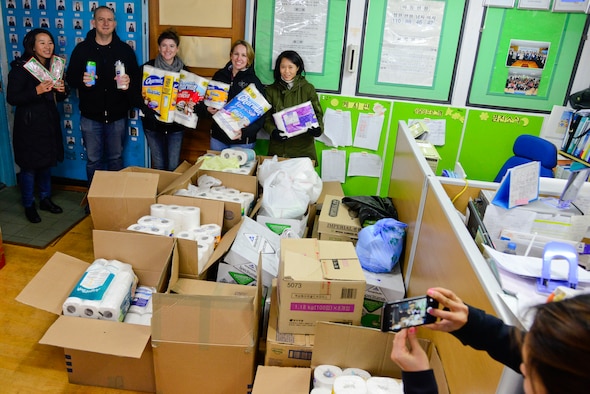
[258,156,322,203]
[261,170,310,219]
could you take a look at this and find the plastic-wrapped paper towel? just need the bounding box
[313,365,343,389]
[220,148,256,165]
[124,286,155,326]
[63,259,137,321]
[200,223,222,245]
[137,215,175,235]
[175,231,195,241]
[99,262,138,321]
[127,224,169,236]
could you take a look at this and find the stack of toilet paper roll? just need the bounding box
[150,203,201,232]
[311,365,403,394]
[62,259,138,322]
[176,186,255,217]
[174,222,221,266]
[220,147,256,166]
[123,285,155,326]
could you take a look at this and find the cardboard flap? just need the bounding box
[282,250,323,280]
[121,167,182,193]
[89,171,159,198]
[40,315,150,358]
[151,291,256,345]
[15,252,89,315]
[252,366,311,394]
[320,258,365,281]
[158,162,201,196]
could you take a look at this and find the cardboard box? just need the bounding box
[162,168,258,233]
[318,231,358,245]
[265,280,314,368]
[278,239,366,334]
[316,181,345,211]
[219,216,280,289]
[151,261,262,394]
[16,230,175,392]
[252,366,311,394]
[0,225,4,270]
[256,204,315,238]
[156,195,224,279]
[318,195,362,238]
[361,265,405,329]
[88,164,200,231]
[311,322,449,394]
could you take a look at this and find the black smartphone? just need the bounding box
[380,295,439,332]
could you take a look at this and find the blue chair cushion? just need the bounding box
[494,135,557,183]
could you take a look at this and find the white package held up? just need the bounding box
[273,101,319,138]
[212,83,271,140]
[203,80,230,109]
[175,69,209,129]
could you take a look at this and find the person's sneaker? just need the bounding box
[40,197,63,214]
[25,205,41,223]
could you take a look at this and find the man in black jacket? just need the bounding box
[66,6,139,187]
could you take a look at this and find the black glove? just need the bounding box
[271,129,288,141]
[142,106,159,121]
[308,126,322,137]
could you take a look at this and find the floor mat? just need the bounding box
[0,187,88,248]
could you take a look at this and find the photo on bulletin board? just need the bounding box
[468,8,588,112]
[253,0,348,91]
[357,0,467,103]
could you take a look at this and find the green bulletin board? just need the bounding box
[316,95,394,197]
[389,102,466,178]
[253,0,348,90]
[459,110,545,182]
[468,8,588,112]
[357,0,467,102]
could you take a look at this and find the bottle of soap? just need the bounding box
[503,242,517,255]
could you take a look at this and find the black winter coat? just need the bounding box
[7,57,66,170]
[65,29,139,123]
[196,61,266,145]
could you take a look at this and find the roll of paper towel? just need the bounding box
[150,203,168,218]
[342,368,371,380]
[164,205,185,231]
[333,375,367,394]
[124,312,152,326]
[175,231,195,241]
[99,270,138,321]
[200,223,222,245]
[366,377,403,394]
[181,206,201,231]
[239,192,255,215]
[127,224,168,236]
[313,365,342,389]
[310,389,331,394]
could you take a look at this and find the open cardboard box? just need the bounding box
[15,230,176,392]
[151,252,263,394]
[161,168,258,233]
[311,322,449,394]
[156,195,224,279]
[88,164,200,231]
[278,239,366,335]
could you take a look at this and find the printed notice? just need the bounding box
[378,0,445,87]
[273,0,328,73]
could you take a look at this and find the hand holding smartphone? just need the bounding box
[381,295,439,332]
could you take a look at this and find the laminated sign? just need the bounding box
[212,83,271,140]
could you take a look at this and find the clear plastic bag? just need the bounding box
[355,218,407,273]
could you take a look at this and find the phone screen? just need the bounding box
[381,295,438,332]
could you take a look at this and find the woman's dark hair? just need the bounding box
[273,50,305,82]
[158,28,180,46]
[524,294,590,393]
[22,28,55,62]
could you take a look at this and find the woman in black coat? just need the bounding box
[7,28,67,223]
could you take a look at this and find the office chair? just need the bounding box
[494,134,557,183]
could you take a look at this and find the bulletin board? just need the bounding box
[459,109,545,182]
[316,95,394,197]
[357,0,467,102]
[388,101,466,177]
[467,8,589,112]
[253,0,348,90]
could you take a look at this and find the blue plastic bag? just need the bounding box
[355,218,407,273]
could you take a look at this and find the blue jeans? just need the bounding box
[144,129,184,171]
[80,116,126,185]
[210,137,256,152]
[19,167,51,207]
